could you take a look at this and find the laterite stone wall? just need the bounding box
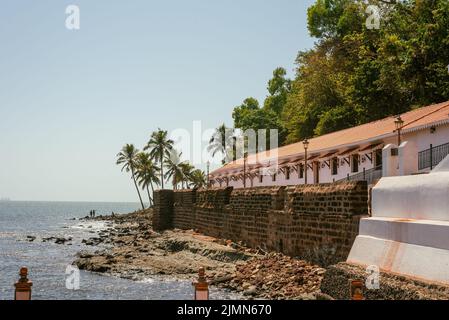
[152,190,174,231]
[152,181,368,262]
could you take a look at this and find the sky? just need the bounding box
[0,0,316,202]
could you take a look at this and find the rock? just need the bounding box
[55,237,72,245]
[92,264,110,273]
[82,237,102,246]
[77,251,94,259]
[42,236,55,242]
[243,285,258,296]
[42,236,72,245]
[26,236,36,242]
[242,282,252,290]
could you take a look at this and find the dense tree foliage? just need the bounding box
[230,0,449,146]
[232,69,290,147]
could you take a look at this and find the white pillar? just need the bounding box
[382,144,399,177]
[398,140,418,176]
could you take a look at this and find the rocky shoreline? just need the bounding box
[73,210,329,299]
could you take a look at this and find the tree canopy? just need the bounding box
[230,0,449,146]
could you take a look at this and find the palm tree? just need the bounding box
[208,124,235,165]
[189,169,207,189]
[135,152,160,207]
[116,144,145,210]
[179,162,195,189]
[144,129,174,189]
[164,149,185,190]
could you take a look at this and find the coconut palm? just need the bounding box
[179,162,195,189]
[208,124,235,165]
[116,144,145,210]
[144,129,174,189]
[164,150,185,190]
[135,152,160,207]
[189,169,207,189]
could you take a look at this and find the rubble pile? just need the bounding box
[211,253,327,300]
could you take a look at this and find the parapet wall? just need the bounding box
[153,181,368,263]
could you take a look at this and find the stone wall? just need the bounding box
[152,190,174,231]
[152,181,368,263]
[321,262,449,300]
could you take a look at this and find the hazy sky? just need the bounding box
[0,0,315,202]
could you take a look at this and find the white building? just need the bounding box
[210,101,449,188]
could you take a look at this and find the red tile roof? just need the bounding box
[212,101,449,176]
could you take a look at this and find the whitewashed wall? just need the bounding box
[213,124,449,188]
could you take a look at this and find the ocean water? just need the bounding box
[0,201,240,300]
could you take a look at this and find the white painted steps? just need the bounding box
[348,235,449,285]
[347,154,449,285]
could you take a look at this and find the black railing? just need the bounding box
[337,165,383,185]
[418,142,449,170]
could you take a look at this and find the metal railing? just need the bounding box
[418,142,449,171]
[337,165,383,185]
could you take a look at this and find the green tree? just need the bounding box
[281,48,349,143]
[233,97,286,149]
[164,149,185,190]
[282,0,449,143]
[116,144,145,210]
[179,162,195,189]
[135,152,160,207]
[263,67,291,115]
[232,68,291,147]
[208,124,235,164]
[144,129,174,189]
[225,0,449,147]
[189,169,207,189]
[307,0,364,39]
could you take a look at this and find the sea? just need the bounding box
[0,201,241,300]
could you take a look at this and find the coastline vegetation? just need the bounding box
[219,0,449,151]
[116,129,207,207]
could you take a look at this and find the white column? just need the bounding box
[382,144,399,177]
[398,140,418,176]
